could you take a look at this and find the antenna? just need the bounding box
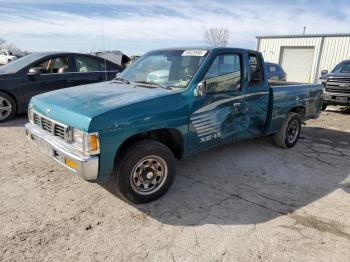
[303,26,306,35]
[89,45,96,55]
[101,16,108,81]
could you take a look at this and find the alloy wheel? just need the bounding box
[0,96,12,121]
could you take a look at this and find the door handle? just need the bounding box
[232,102,242,113]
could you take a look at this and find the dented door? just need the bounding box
[188,51,247,153]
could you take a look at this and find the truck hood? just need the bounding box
[320,72,350,80]
[31,81,180,131]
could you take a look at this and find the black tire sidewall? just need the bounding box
[0,92,16,122]
[284,115,301,148]
[115,140,176,203]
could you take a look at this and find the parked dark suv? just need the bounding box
[320,60,350,110]
[266,62,286,81]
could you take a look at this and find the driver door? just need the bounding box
[22,56,74,106]
[188,51,246,153]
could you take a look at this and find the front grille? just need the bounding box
[326,77,350,93]
[41,117,53,132]
[32,112,67,140]
[325,87,350,93]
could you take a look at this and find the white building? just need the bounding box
[256,34,350,83]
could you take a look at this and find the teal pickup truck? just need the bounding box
[25,47,322,203]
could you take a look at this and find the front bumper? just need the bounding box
[25,123,99,180]
[323,92,350,105]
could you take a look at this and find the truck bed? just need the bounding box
[265,80,323,134]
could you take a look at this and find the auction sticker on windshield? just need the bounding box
[182,50,207,56]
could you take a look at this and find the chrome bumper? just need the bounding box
[323,92,350,105]
[25,123,99,180]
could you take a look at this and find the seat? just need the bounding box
[57,58,69,73]
[79,66,88,72]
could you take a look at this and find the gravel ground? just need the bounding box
[0,106,349,262]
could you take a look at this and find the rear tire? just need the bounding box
[321,103,327,111]
[0,92,16,122]
[113,140,176,203]
[274,112,301,148]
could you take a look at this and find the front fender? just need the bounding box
[96,116,188,183]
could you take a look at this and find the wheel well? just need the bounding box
[116,128,184,160]
[290,106,305,119]
[0,90,18,112]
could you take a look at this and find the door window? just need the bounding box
[75,56,104,72]
[249,53,264,86]
[30,57,70,74]
[268,65,277,73]
[203,54,242,93]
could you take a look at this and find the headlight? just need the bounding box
[28,107,33,123]
[72,128,100,155]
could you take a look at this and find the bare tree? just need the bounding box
[0,38,5,48]
[5,43,17,51]
[0,39,20,52]
[204,27,230,47]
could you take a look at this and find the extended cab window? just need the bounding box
[75,56,104,72]
[249,53,263,86]
[30,57,70,74]
[203,54,241,93]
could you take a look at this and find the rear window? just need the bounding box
[268,65,277,73]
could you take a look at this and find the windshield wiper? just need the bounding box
[111,77,130,84]
[133,80,171,90]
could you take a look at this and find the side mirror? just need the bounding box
[321,70,328,76]
[27,68,41,76]
[194,81,207,97]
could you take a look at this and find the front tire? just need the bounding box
[0,92,16,122]
[274,112,301,148]
[113,140,176,203]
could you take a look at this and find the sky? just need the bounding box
[0,0,350,55]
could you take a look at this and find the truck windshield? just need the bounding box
[118,49,208,89]
[333,61,350,73]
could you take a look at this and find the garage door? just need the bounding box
[280,47,315,83]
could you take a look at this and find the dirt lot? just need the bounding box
[0,106,349,262]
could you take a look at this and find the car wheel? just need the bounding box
[321,103,327,111]
[7,59,12,63]
[113,140,176,203]
[0,92,16,122]
[274,112,301,148]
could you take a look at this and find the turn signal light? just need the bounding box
[89,134,98,152]
[65,158,78,170]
